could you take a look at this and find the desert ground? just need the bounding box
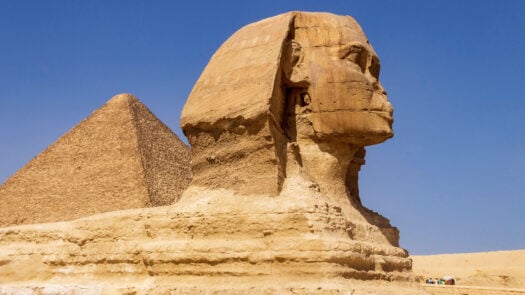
[412,249,525,289]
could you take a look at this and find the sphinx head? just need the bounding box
[181,12,394,196]
[284,13,393,146]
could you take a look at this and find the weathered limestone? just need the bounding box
[0,12,423,294]
[0,192,422,294]
[0,94,192,227]
[181,10,405,267]
[181,12,392,198]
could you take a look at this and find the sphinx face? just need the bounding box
[299,22,394,146]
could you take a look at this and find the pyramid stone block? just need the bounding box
[0,94,191,227]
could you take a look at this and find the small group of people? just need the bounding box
[425,276,456,285]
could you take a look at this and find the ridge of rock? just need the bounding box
[0,94,191,227]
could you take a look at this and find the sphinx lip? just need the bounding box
[368,110,393,122]
[314,109,393,121]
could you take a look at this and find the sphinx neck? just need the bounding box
[286,137,364,217]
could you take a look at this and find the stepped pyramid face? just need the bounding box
[0,94,191,227]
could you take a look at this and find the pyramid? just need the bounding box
[0,94,191,227]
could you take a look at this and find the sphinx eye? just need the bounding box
[368,56,380,79]
[341,44,367,73]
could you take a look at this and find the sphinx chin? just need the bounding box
[310,110,393,146]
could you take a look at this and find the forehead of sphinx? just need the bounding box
[293,12,376,56]
[180,11,374,130]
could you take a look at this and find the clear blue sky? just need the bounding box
[1,1,524,255]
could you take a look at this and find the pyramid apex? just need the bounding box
[106,93,140,107]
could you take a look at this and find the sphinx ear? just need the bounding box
[282,40,310,87]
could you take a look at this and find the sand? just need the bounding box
[412,249,525,289]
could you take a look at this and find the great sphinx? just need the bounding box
[182,11,400,247]
[0,12,419,294]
